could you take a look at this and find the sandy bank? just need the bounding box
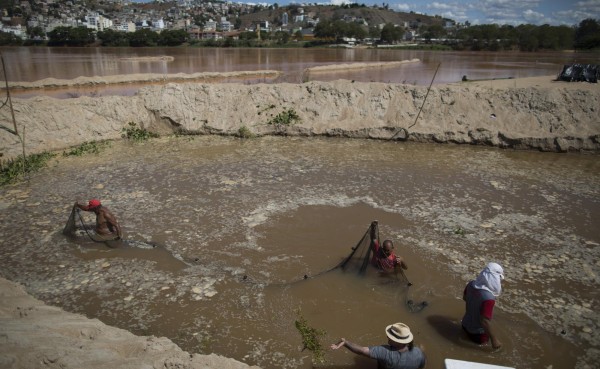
[119,56,175,62]
[2,70,281,90]
[305,59,420,73]
[1,75,598,160]
[0,276,260,369]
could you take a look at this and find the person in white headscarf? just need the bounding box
[461,262,504,349]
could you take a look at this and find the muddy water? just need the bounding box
[0,136,598,369]
[3,47,599,98]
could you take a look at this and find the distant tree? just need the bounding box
[223,36,235,47]
[346,22,367,39]
[368,25,381,39]
[421,24,445,40]
[0,31,22,46]
[128,28,159,47]
[234,17,242,30]
[47,26,95,46]
[294,30,303,41]
[28,26,45,39]
[314,19,337,39]
[555,25,574,49]
[158,29,188,46]
[574,18,600,49]
[537,24,562,50]
[273,30,290,44]
[380,23,402,43]
[517,24,539,51]
[239,31,258,40]
[498,24,518,49]
[97,29,130,46]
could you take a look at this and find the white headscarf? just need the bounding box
[472,262,504,296]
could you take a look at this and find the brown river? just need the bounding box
[0,136,598,369]
[2,47,598,98]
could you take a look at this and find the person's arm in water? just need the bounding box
[395,255,408,270]
[330,338,370,357]
[370,220,378,242]
[481,317,502,349]
[480,299,501,349]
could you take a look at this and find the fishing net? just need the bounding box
[62,205,78,236]
[337,221,428,313]
[62,205,119,243]
[337,222,376,276]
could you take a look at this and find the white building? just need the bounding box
[85,12,113,31]
[204,18,217,31]
[113,21,136,32]
[152,18,165,30]
[0,24,24,38]
[219,17,233,31]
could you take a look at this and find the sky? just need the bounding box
[293,0,600,26]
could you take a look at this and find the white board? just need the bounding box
[445,358,516,369]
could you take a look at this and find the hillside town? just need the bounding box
[0,0,446,43]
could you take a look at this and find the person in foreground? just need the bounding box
[75,199,122,240]
[461,262,504,349]
[330,322,426,369]
[370,220,408,272]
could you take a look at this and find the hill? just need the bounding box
[238,5,445,31]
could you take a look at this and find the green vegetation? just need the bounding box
[0,152,55,186]
[454,226,466,236]
[47,26,95,47]
[267,109,300,126]
[294,310,326,365]
[237,125,255,139]
[62,140,110,157]
[121,122,159,142]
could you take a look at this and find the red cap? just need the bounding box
[88,199,101,208]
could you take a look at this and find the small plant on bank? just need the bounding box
[454,226,466,236]
[62,140,110,157]
[294,309,326,365]
[257,104,276,116]
[0,152,56,186]
[121,122,159,142]
[237,125,255,139]
[267,108,300,126]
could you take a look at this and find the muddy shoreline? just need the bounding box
[1,75,599,160]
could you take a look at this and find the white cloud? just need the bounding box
[395,3,411,12]
[554,9,598,25]
[522,9,546,23]
[441,11,468,22]
[428,2,454,10]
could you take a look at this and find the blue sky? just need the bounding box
[292,0,600,26]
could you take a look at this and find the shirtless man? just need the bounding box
[75,199,122,240]
[370,221,408,272]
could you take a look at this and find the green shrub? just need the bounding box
[294,310,326,364]
[0,152,56,186]
[267,109,300,126]
[237,125,255,139]
[121,122,159,142]
[63,140,110,156]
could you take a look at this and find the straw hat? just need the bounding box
[385,322,413,344]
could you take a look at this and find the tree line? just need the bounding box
[0,18,598,51]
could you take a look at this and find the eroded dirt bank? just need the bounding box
[0,276,260,369]
[1,76,598,160]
